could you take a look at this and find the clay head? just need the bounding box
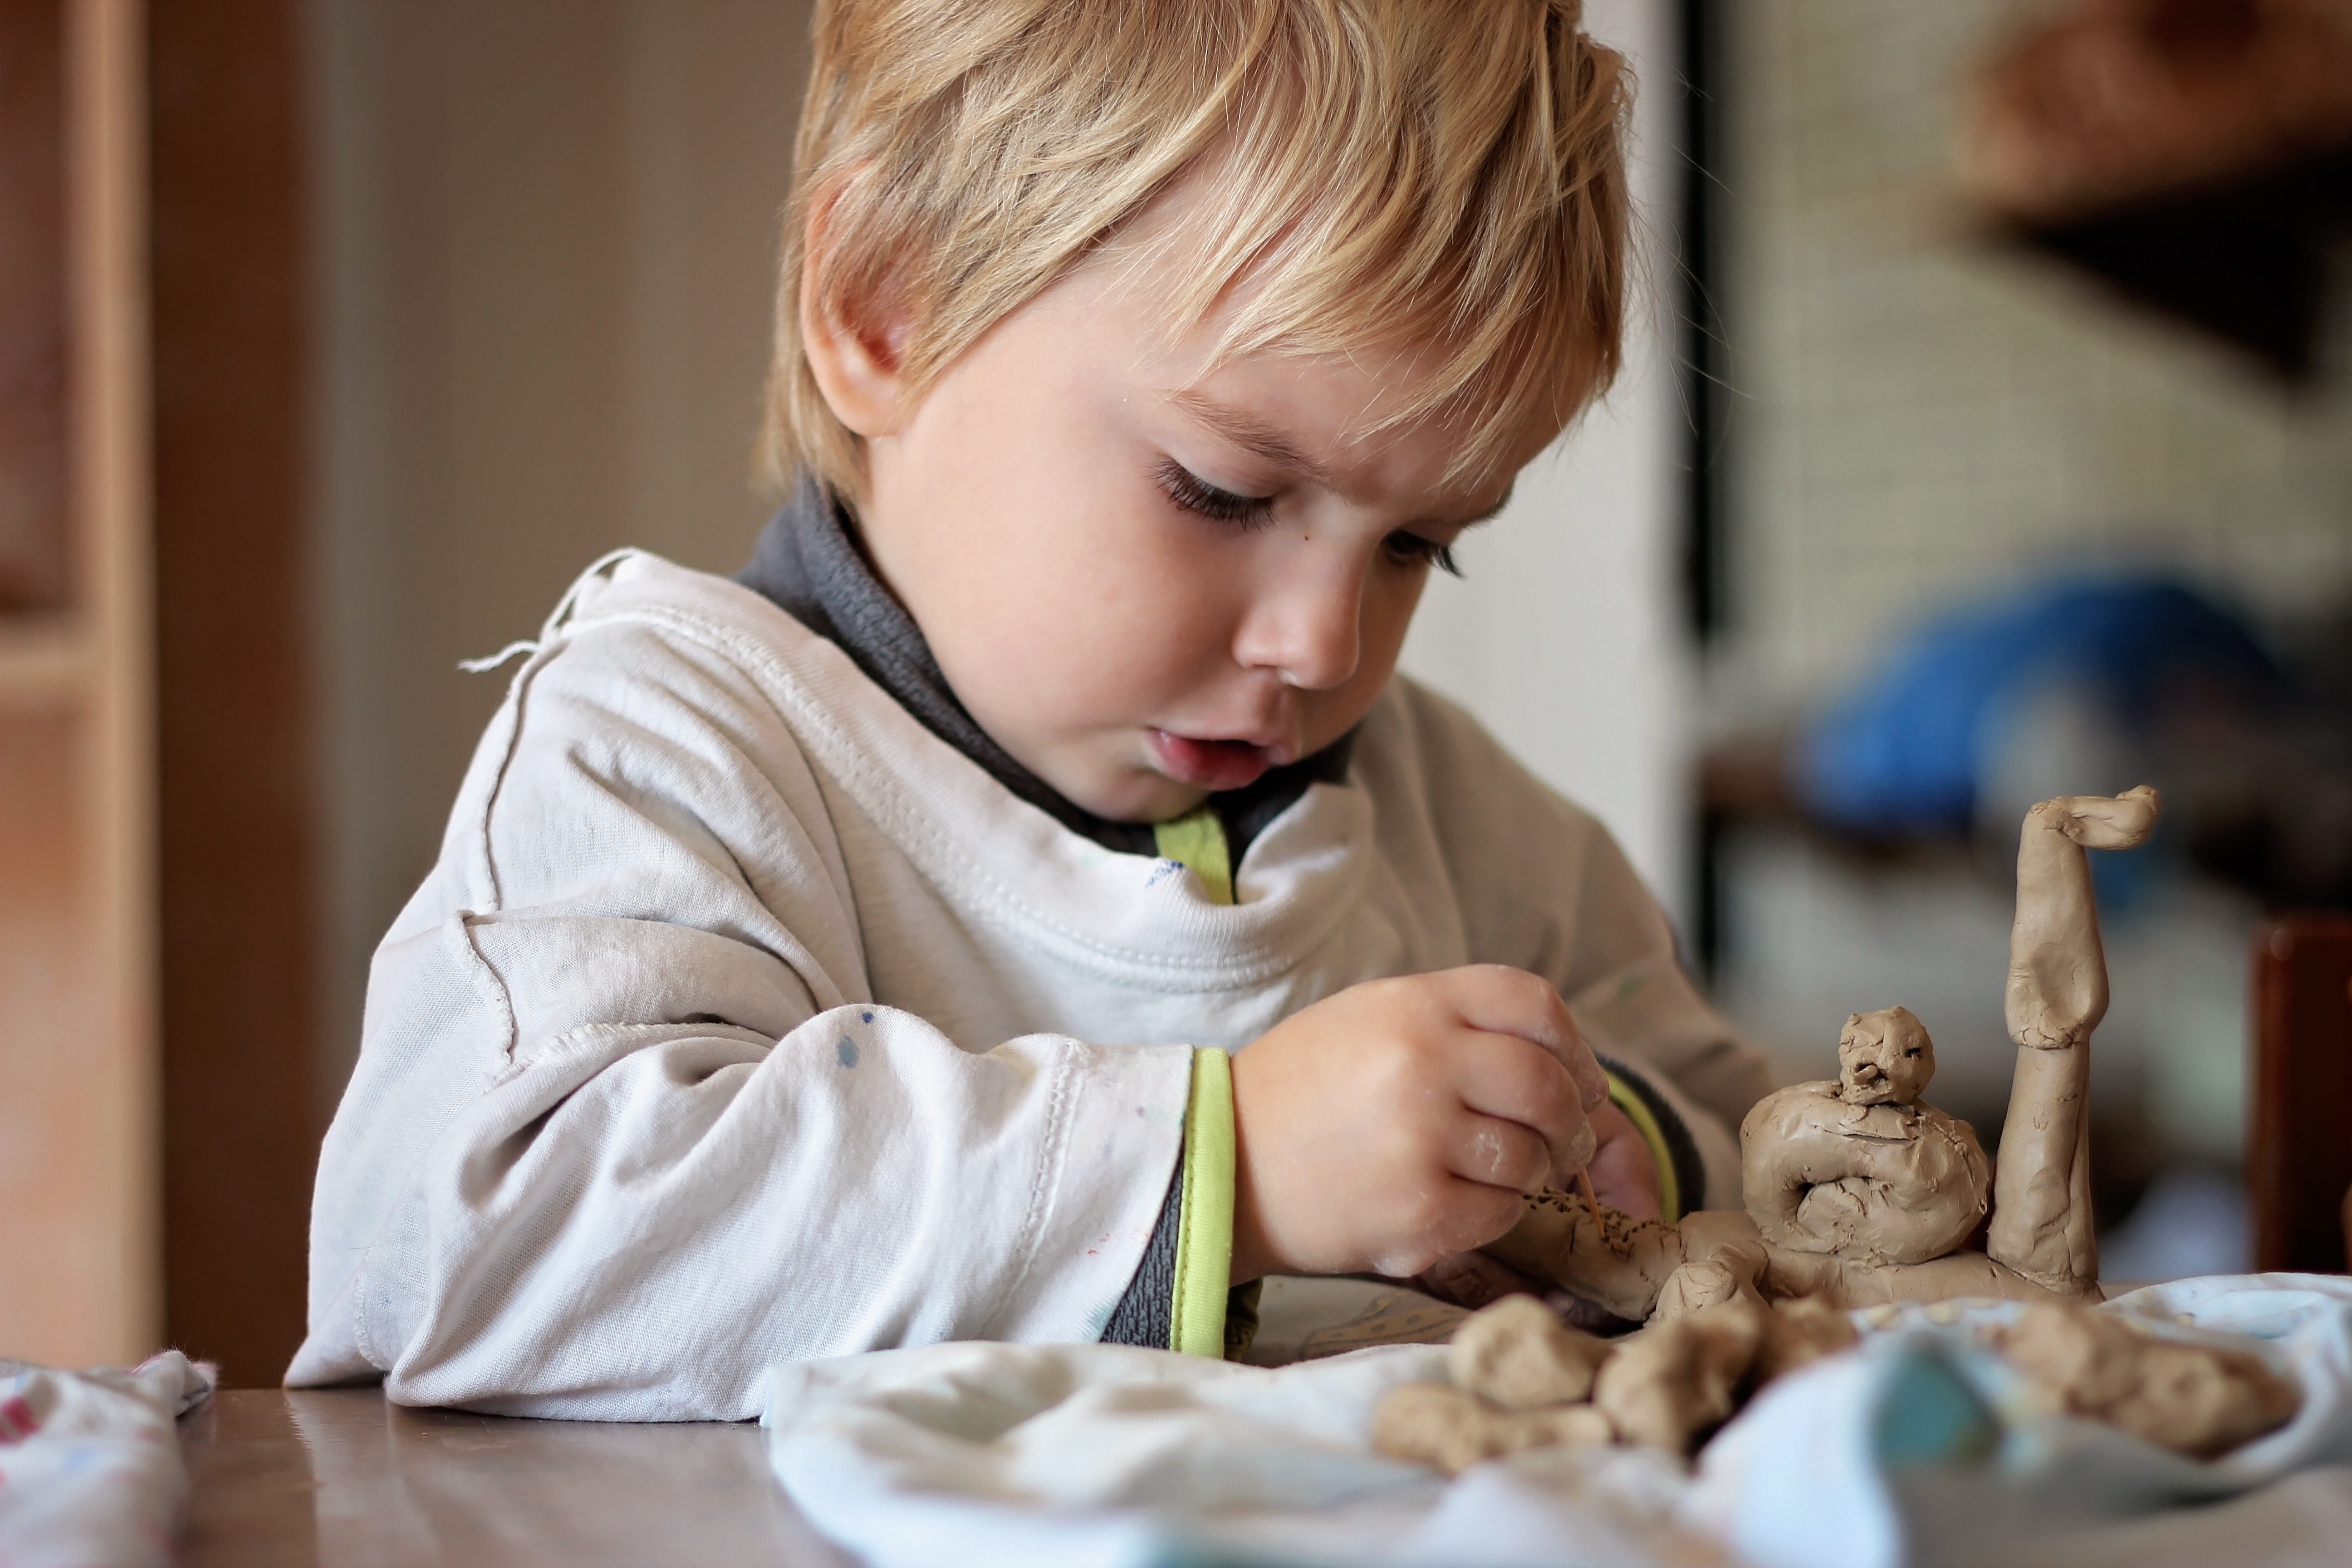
[1838,1007,1935,1105]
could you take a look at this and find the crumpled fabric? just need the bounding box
[0,1351,216,1568]
[762,1338,1713,1568]
[1689,1273,2352,1568]
[762,1274,2352,1568]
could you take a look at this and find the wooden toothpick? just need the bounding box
[1574,1168,1602,1230]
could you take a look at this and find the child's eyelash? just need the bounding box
[1157,461,1276,527]
[1385,533,1465,578]
[1156,459,1461,577]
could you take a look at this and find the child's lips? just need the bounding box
[1149,730,1279,791]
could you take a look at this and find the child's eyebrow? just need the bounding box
[1167,389,1339,488]
[1170,386,1514,526]
[1458,485,1514,527]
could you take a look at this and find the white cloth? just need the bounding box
[760,1274,2352,1568]
[0,1352,215,1568]
[762,1337,1709,1568]
[291,549,1765,1419]
[1690,1273,2352,1568]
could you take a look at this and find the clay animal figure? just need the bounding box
[1740,1005,1990,1266]
[1485,789,2161,1320]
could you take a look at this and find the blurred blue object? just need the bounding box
[1794,577,2278,836]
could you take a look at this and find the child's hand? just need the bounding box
[1583,1099,1663,1221]
[1228,965,1608,1282]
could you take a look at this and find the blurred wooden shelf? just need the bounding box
[1960,0,2352,381]
[0,614,87,708]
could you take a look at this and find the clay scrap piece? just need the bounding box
[1371,1382,1614,1476]
[1991,1301,2301,1459]
[1373,1292,1867,1474]
[1756,1294,1861,1383]
[1448,1292,1611,1409]
[1593,1297,1765,1455]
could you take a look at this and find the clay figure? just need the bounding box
[1989,785,2160,1296]
[1740,1006,1991,1266]
[1374,787,2301,1475]
[1485,789,2161,1319]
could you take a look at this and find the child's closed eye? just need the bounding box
[1157,459,1277,528]
[1382,532,1464,578]
[1159,458,1464,578]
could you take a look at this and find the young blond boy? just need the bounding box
[291,0,1772,1419]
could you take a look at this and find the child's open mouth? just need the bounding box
[1150,730,1277,792]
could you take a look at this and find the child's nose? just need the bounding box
[1238,574,1363,691]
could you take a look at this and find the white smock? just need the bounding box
[289,550,1766,1419]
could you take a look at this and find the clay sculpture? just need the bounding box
[1488,788,2162,1321]
[1373,787,2304,1473]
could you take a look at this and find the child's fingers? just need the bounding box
[1377,1178,1528,1274]
[1442,1107,1553,1193]
[1436,965,1608,1111]
[1450,1029,1595,1181]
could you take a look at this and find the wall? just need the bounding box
[309,0,812,1088]
[1399,0,1694,926]
[1713,0,2352,714]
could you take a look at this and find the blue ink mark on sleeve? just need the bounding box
[837,1036,859,1068]
[862,1011,875,1023]
[1145,859,1183,888]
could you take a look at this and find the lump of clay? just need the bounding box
[1992,1301,2300,1459]
[1757,1295,1861,1383]
[1483,1189,1683,1324]
[1740,1007,1990,1265]
[1593,1296,1765,1454]
[1448,1292,1612,1410]
[1372,1382,1615,1476]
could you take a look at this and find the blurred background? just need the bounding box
[2,0,2348,1387]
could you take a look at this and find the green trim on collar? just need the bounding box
[1606,1069,1681,1225]
[1153,807,1234,906]
[1171,1048,1237,1357]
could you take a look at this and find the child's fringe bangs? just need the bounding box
[768,0,1630,502]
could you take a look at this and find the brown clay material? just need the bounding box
[1763,1243,2060,1310]
[1592,1296,1765,1454]
[1740,1008,1991,1266]
[1992,1300,2300,1459]
[1446,1292,1612,1410]
[1485,1190,1683,1323]
[1370,1381,1615,1476]
[1755,1296,1860,1384]
[1989,788,2160,1296]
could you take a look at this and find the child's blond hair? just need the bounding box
[766,0,1630,503]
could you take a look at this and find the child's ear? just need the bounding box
[799,195,916,440]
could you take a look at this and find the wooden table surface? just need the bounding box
[177,1389,856,1567]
